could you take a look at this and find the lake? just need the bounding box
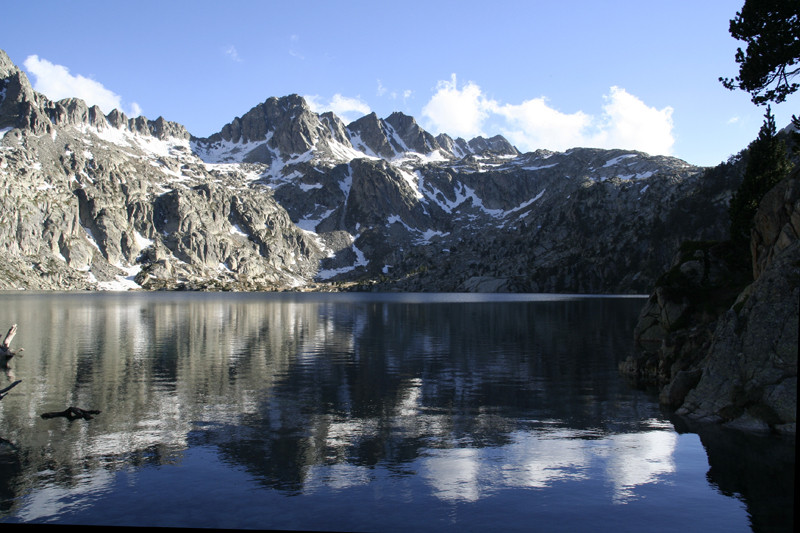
[0,292,794,531]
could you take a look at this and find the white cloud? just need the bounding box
[591,86,674,155]
[224,45,243,63]
[492,97,593,152]
[289,34,304,60]
[421,74,494,139]
[304,93,371,123]
[23,55,141,117]
[329,94,371,117]
[378,80,413,106]
[129,102,143,118]
[303,94,322,111]
[421,74,675,155]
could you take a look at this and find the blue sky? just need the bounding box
[3,0,797,166]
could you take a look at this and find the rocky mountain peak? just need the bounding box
[319,111,350,145]
[192,93,335,163]
[346,112,397,159]
[434,133,471,159]
[383,111,442,155]
[0,50,43,131]
[0,49,19,77]
[349,111,379,126]
[467,135,519,156]
[148,115,191,140]
[276,93,310,111]
[188,89,521,166]
[1,51,189,142]
[45,98,105,129]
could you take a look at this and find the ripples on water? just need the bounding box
[0,292,794,531]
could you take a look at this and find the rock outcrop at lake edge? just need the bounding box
[624,174,799,434]
[677,238,798,433]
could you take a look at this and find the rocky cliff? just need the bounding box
[623,171,799,434]
[0,50,325,290]
[677,175,799,434]
[0,49,742,293]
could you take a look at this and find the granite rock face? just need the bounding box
[625,173,799,434]
[346,112,407,160]
[352,149,737,294]
[623,240,750,394]
[676,176,799,434]
[0,50,324,291]
[676,242,798,434]
[750,176,800,279]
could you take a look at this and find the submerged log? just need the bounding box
[40,407,101,421]
[0,380,22,400]
[1,324,23,358]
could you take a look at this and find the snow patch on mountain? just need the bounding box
[339,164,354,198]
[191,133,273,163]
[91,123,191,160]
[315,232,368,280]
[395,167,423,200]
[503,189,546,218]
[522,163,558,171]
[230,224,249,237]
[604,154,638,167]
[297,207,336,232]
[387,214,449,244]
[346,132,378,158]
[323,138,374,163]
[391,150,450,167]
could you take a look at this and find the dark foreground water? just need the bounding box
[0,292,794,531]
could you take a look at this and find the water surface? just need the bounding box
[0,292,793,531]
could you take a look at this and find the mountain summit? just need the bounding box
[191,94,519,167]
[0,49,739,292]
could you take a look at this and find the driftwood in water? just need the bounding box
[41,407,101,421]
[1,324,23,358]
[0,380,22,400]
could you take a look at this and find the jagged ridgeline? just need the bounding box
[0,49,741,292]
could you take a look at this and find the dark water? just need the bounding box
[0,292,794,531]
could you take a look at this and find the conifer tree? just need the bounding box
[720,0,800,105]
[728,106,793,243]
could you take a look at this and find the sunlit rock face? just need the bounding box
[1,48,740,292]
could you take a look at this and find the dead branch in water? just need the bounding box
[1,324,23,358]
[0,380,22,400]
[40,407,101,421]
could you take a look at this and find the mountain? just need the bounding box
[0,49,741,292]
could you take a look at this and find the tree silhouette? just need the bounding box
[720,0,800,105]
[728,106,793,244]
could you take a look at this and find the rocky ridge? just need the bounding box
[1,50,324,290]
[1,49,742,292]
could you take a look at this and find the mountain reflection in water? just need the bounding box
[0,292,792,531]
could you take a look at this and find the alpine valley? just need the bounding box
[0,49,742,293]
